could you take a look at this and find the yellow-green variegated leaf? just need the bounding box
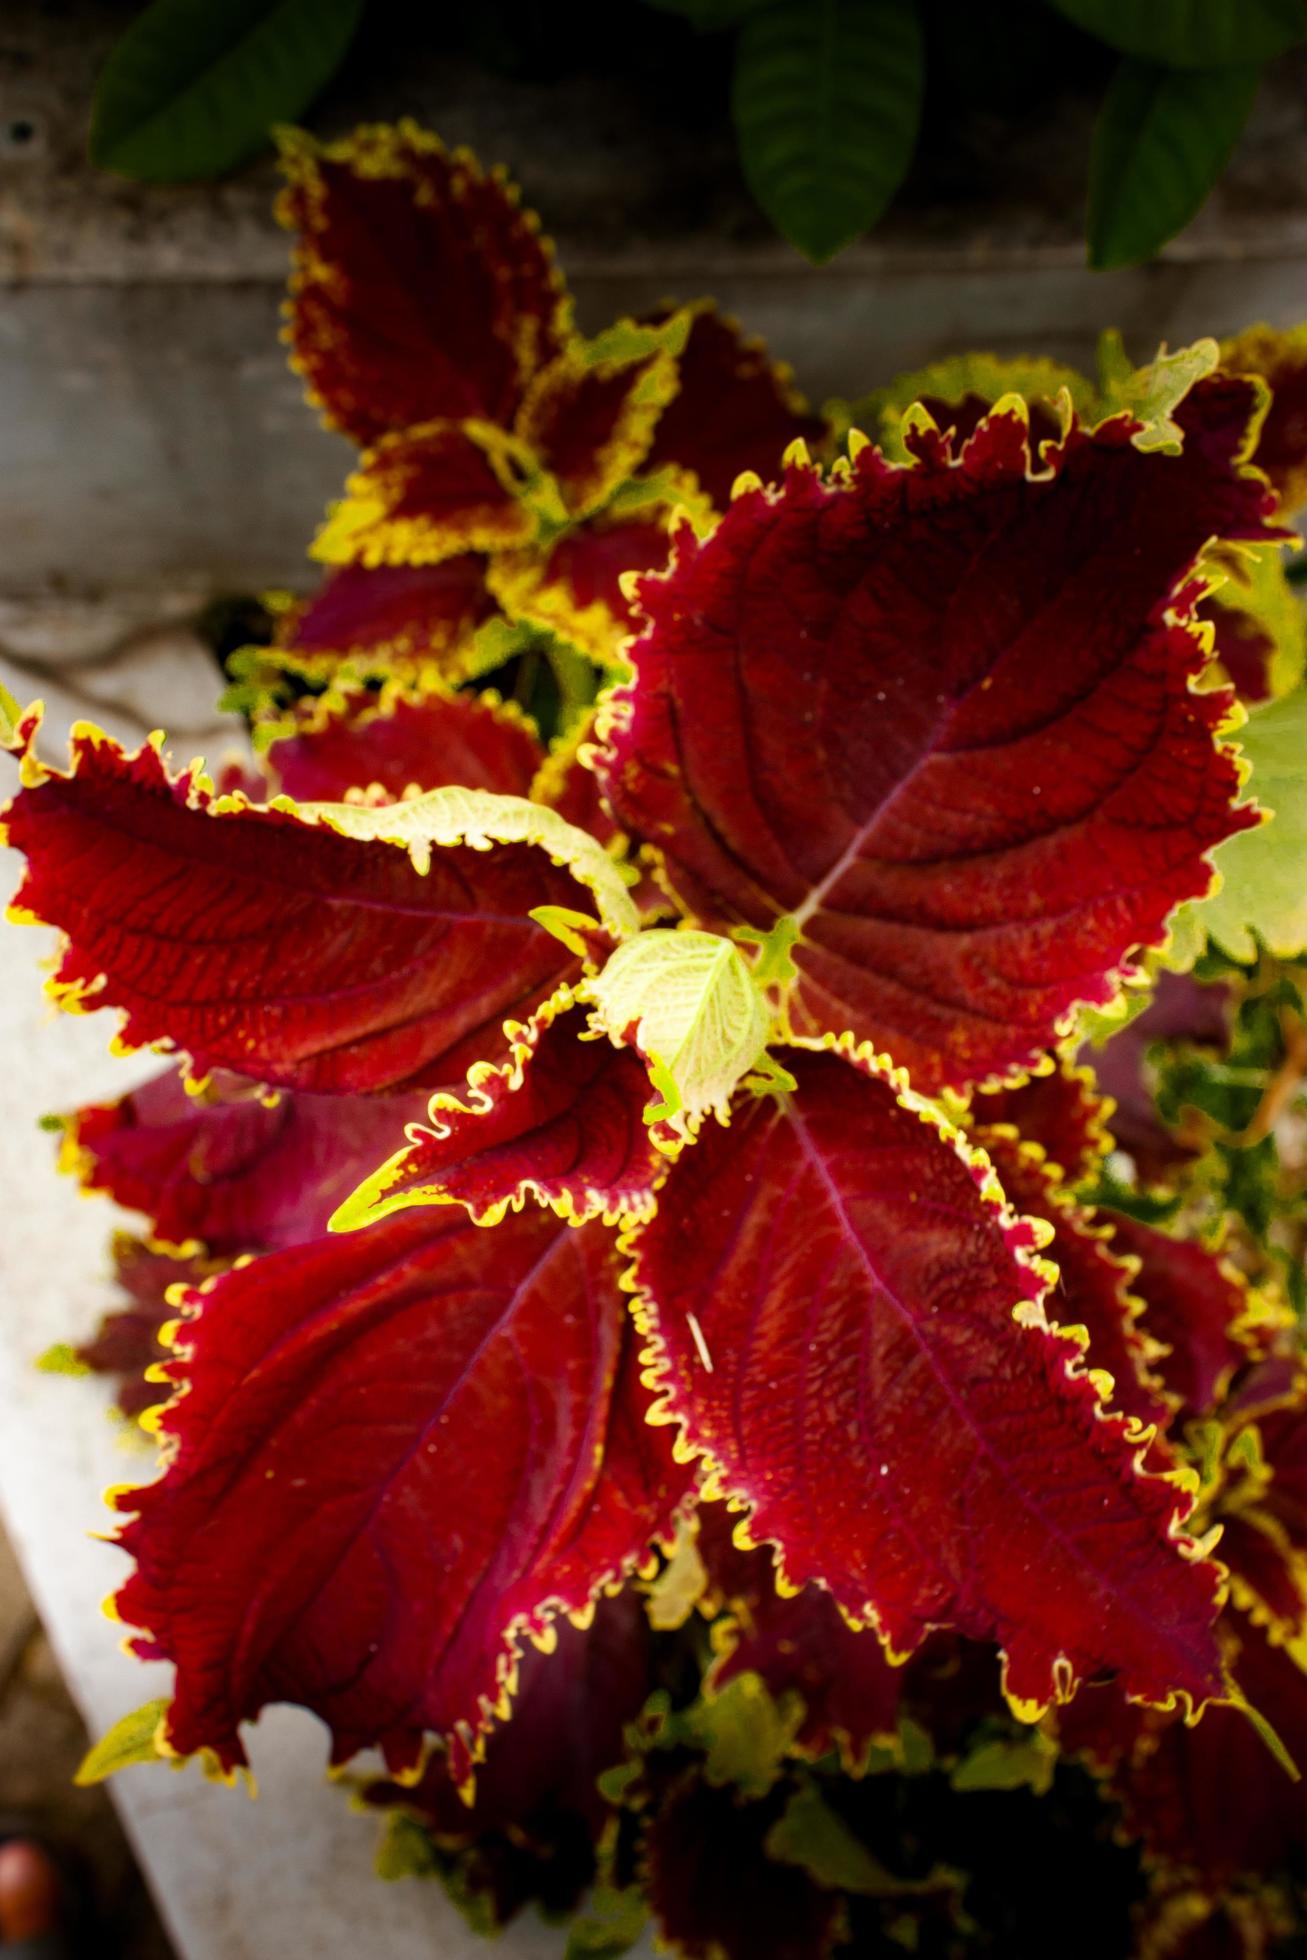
[1096,331,1222,452]
[1172,687,1307,963]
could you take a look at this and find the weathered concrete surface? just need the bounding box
[3,0,1307,609]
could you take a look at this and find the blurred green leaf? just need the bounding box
[90,0,364,182]
[1048,0,1303,69]
[732,0,924,264]
[1086,59,1260,270]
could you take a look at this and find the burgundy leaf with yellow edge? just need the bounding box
[69,1065,426,1254]
[76,1234,228,1422]
[314,420,540,570]
[966,1121,1171,1433]
[633,1041,1225,1716]
[337,992,671,1231]
[363,1590,653,1921]
[696,1504,905,1767]
[262,683,544,804]
[640,303,827,511]
[278,123,569,448]
[490,515,675,661]
[1220,324,1307,515]
[514,319,685,523]
[279,559,497,671]
[112,1207,667,1779]
[1105,1214,1274,1420]
[965,1062,1111,1187]
[2,712,628,1094]
[598,383,1274,1094]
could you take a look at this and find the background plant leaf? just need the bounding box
[1047,0,1303,69]
[731,0,924,264]
[89,0,365,182]
[1086,59,1261,270]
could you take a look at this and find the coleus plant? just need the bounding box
[7,121,1307,1958]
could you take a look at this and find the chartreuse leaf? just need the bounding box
[373,1812,438,1882]
[75,1699,170,1783]
[1087,60,1261,270]
[89,0,364,182]
[299,783,638,941]
[1176,687,1307,962]
[731,0,924,264]
[1205,540,1307,699]
[767,1779,958,1897]
[951,1730,1059,1795]
[582,929,780,1128]
[564,1885,650,1959]
[1094,331,1220,451]
[1047,0,1303,68]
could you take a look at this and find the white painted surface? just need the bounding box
[0,704,574,1956]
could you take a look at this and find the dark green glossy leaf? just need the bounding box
[1049,0,1303,69]
[731,0,924,264]
[1087,58,1260,270]
[89,0,364,182]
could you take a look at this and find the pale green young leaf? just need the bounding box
[583,928,771,1128]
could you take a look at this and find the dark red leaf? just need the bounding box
[112,1208,667,1779]
[279,560,498,671]
[1079,971,1231,1186]
[3,715,615,1094]
[263,684,544,804]
[641,303,827,510]
[490,515,675,662]
[1105,1215,1271,1420]
[76,1233,227,1421]
[515,327,680,521]
[633,1041,1225,1717]
[644,1772,839,1960]
[597,384,1275,1094]
[278,124,569,447]
[69,1065,425,1254]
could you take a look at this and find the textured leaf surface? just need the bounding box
[634,1042,1225,1713]
[641,304,826,509]
[279,560,498,671]
[70,1064,426,1253]
[261,683,544,804]
[1221,322,1307,513]
[278,123,569,445]
[1180,686,1307,961]
[113,1208,671,1777]
[598,385,1272,1094]
[1086,60,1260,270]
[338,994,671,1230]
[731,0,924,263]
[89,0,363,181]
[2,717,599,1094]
